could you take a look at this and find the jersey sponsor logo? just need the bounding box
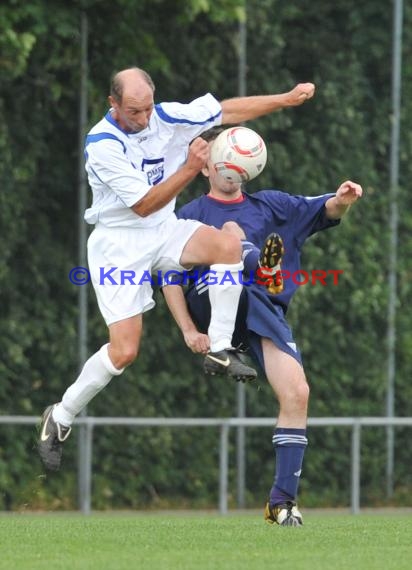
[142,158,164,185]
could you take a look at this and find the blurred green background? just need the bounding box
[1,0,411,511]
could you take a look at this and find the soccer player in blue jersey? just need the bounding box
[162,126,363,526]
[38,67,316,471]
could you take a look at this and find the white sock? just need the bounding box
[52,344,124,426]
[208,261,243,352]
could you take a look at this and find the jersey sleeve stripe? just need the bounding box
[85,133,127,154]
[155,103,222,126]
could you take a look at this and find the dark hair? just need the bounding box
[200,126,227,143]
[110,67,155,103]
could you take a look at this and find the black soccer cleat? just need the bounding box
[204,348,257,383]
[264,501,303,527]
[258,232,285,294]
[38,404,72,471]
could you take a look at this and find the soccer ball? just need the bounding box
[210,126,267,183]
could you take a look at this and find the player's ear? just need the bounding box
[201,165,210,177]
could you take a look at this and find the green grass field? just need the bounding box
[0,512,411,570]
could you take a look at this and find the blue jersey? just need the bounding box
[177,190,339,310]
[175,189,339,368]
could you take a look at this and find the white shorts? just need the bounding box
[87,215,203,325]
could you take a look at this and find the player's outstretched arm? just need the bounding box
[325,180,363,220]
[163,284,210,354]
[220,83,315,124]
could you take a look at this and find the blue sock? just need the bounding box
[269,427,308,506]
[241,240,259,274]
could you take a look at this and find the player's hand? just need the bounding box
[335,180,363,206]
[183,330,210,354]
[286,83,316,106]
[186,137,209,173]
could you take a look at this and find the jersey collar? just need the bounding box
[206,193,246,204]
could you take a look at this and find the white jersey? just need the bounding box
[84,93,222,228]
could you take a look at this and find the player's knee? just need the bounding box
[112,345,139,368]
[280,380,309,411]
[214,232,242,263]
[293,381,310,409]
[221,221,246,239]
[121,347,139,367]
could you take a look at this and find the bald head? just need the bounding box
[108,67,155,133]
[110,67,155,103]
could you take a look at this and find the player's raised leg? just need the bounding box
[220,223,285,294]
[180,225,257,382]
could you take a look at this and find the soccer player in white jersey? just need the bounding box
[38,67,315,471]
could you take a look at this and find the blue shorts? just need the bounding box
[185,283,302,370]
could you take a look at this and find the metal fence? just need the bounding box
[1,415,411,514]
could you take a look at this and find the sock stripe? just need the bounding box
[272,434,308,446]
